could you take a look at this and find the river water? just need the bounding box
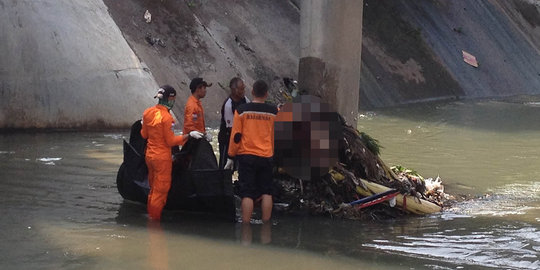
[0,98,538,269]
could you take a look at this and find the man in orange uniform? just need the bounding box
[225,80,278,224]
[183,77,213,142]
[141,85,204,221]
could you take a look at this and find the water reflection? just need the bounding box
[364,217,540,269]
[240,222,272,246]
[115,201,237,241]
[147,221,169,270]
[112,191,539,270]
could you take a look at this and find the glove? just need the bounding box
[205,133,213,142]
[224,158,234,170]
[189,131,204,139]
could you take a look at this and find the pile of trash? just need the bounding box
[271,121,449,220]
[210,78,449,220]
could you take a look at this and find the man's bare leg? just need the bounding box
[241,222,252,246]
[261,194,273,223]
[260,222,272,244]
[241,197,254,223]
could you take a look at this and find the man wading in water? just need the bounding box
[225,80,277,224]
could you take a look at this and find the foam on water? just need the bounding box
[37,157,62,162]
[364,182,540,269]
[447,182,540,217]
[103,134,124,140]
[36,157,63,166]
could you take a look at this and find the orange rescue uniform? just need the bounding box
[183,95,205,135]
[228,103,278,158]
[228,102,278,199]
[141,104,184,220]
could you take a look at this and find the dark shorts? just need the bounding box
[237,154,273,199]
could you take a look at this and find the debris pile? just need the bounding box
[145,33,166,47]
[269,77,300,108]
[272,121,449,220]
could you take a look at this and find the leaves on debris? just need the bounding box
[273,119,447,220]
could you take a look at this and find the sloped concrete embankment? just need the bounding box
[107,0,540,114]
[0,0,158,129]
[360,0,540,108]
[103,0,300,126]
[3,0,538,129]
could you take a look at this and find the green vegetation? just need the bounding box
[359,131,382,156]
[391,165,424,181]
[186,1,196,8]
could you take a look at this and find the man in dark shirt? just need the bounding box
[218,77,250,169]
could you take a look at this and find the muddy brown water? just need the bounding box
[1,98,539,269]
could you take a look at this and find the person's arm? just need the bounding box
[224,99,234,128]
[163,115,186,147]
[227,111,242,158]
[181,103,194,144]
[140,116,148,139]
[183,102,194,133]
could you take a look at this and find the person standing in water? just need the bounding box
[218,77,250,169]
[141,85,203,221]
[225,80,277,224]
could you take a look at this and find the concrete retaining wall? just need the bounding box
[0,0,158,129]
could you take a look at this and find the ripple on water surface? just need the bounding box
[365,224,539,269]
[447,182,540,217]
[364,181,540,269]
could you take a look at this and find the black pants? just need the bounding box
[218,141,228,169]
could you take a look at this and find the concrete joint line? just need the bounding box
[191,11,239,71]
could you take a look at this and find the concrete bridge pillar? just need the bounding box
[299,0,363,126]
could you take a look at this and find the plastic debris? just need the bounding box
[462,50,478,68]
[145,33,166,47]
[144,10,151,23]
